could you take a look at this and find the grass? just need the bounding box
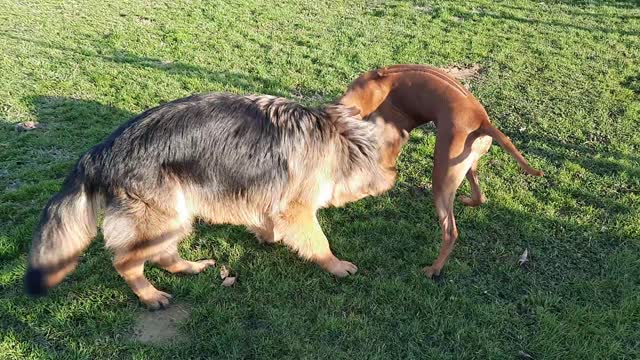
[1,0,639,358]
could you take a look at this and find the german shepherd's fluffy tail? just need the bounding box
[24,160,104,296]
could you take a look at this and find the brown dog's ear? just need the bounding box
[339,69,394,118]
[343,105,361,117]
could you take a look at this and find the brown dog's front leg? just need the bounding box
[426,129,470,278]
[423,203,459,279]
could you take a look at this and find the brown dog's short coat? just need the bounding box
[340,64,543,278]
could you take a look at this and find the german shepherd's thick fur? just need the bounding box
[25,93,396,308]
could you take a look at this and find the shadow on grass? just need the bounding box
[550,0,640,8]
[440,0,640,36]
[494,2,640,19]
[1,95,638,357]
[622,73,640,96]
[0,32,314,98]
[510,130,640,180]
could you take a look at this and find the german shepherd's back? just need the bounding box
[26,93,396,308]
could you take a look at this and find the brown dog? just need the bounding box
[339,64,543,278]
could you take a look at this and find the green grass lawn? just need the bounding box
[1,0,639,358]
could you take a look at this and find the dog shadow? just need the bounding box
[0,32,327,101]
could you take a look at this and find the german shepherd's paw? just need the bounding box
[140,289,173,310]
[320,257,358,277]
[186,259,216,274]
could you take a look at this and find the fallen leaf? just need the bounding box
[220,265,229,280]
[518,350,534,359]
[137,16,153,26]
[15,121,43,132]
[518,248,529,266]
[221,276,236,287]
[414,5,433,13]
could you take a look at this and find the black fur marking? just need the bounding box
[24,267,47,296]
[74,93,375,200]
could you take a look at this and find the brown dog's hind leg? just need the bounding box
[458,160,487,207]
[424,204,458,279]
[275,203,357,277]
[459,135,492,207]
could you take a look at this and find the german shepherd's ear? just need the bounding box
[325,104,362,121]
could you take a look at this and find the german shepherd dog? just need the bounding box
[25,93,397,309]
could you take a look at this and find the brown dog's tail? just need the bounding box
[24,162,104,296]
[481,123,544,176]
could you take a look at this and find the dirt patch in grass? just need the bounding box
[441,64,483,84]
[132,303,191,345]
[439,64,485,90]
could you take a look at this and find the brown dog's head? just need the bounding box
[339,67,419,171]
[324,104,397,207]
[339,69,392,118]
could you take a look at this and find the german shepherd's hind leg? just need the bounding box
[151,243,216,274]
[113,250,173,310]
[104,198,191,309]
[424,130,473,279]
[274,203,357,277]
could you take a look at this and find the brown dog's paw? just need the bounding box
[458,195,487,207]
[422,265,441,280]
[140,289,173,310]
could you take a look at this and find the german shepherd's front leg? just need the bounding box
[274,203,357,277]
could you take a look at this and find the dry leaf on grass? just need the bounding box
[221,276,236,287]
[15,121,43,132]
[220,265,229,280]
[518,248,529,266]
[518,350,534,359]
[414,5,433,13]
